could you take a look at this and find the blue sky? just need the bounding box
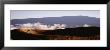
[11,10,100,19]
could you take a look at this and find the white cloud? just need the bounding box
[83,24,91,27]
[11,25,18,30]
[11,22,67,30]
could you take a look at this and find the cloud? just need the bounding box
[11,25,18,30]
[11,22,67,30]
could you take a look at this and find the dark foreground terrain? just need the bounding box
[11,27,100,40]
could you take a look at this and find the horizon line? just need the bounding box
[11,15,100,20]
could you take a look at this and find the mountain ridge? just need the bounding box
[11,16,100,28]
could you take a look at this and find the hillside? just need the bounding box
[11,27,100,40]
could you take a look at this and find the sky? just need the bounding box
[10,10,100,20]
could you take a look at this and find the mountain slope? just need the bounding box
[11,16,100,28]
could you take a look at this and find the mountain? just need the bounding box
[11,16,100,28]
